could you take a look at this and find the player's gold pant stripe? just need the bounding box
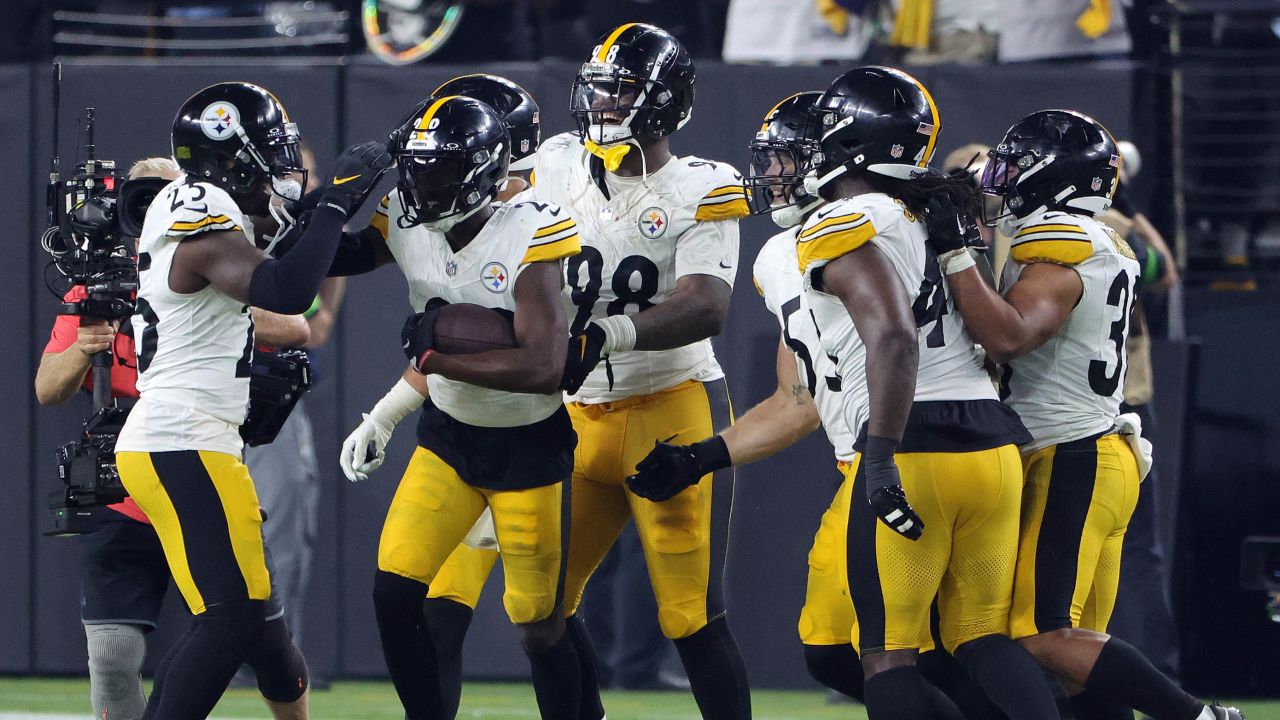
[378,447,567,624]
[1011,433,1140,639]
[846,445,1023,653]
[562,378,735,639]
[116,450,270,614]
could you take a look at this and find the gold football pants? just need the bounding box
[116,450,271,615]
[377,447,567,625]
[562,379,735,639]
[1011,433,1141,639]
[845,445,1024,653]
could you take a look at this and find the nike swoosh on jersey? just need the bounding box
[718,261,733,269]
[332,174,362,185]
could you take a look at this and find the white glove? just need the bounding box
[340,413,395,482]
[1115,412,1154,481]
[340,378,426,482]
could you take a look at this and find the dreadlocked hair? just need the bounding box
[862,167,982,219]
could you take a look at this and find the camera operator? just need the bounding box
[36,155,314,720]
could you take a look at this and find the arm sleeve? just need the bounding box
[675,218,739,287]
[43,288,85,354]
[249,204,347,314]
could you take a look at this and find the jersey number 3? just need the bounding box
[1088,270,1133,397]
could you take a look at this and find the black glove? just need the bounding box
[401,298,450,372]
[561,323,607,394]
[626,436,731,502]
[922,192,983,256]
[862,435,924,541]
[319,141,393,217]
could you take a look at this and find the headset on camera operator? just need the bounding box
[36,156,313,720]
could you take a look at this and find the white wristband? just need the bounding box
[367,377,427,428]
[938,248,977,276]
[594,315,637,354]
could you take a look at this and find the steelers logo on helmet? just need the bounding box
[481,262,509,293]
[638,206,668,239]
[200,101,241,141]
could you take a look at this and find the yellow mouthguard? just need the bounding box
[584,139,631,172]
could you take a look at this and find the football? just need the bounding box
[432,303,518,355]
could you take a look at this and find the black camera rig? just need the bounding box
[46,406,129,537]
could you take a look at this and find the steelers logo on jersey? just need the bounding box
[638,207,668,239]
[200,101,241,141]
[481,262,509,293]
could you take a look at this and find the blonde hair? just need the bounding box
[943,143,991,175]
[127,156,181,181]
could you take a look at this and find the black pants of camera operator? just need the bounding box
[115,449,309,718]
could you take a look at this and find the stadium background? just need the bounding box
[2,1,1279,704]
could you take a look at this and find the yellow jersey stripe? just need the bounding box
[1010,239,1093,266]
[378,194,390,210]
[522,234,581,265]
[533,218,576,238]
[703,184,746,200]
[369,210,389,240]
[798,212,867,239]
[752,275,764,297]
[797,222,877,272]
[1016,223,1087,237]
[597,23,639,61]
[694,198,750,222]
[169,215,237,233]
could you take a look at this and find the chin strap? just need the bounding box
[584,139,632,173]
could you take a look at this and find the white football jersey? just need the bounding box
[117,177,255,456]
[532,132,746,402]
[753,228,856,462]
[1000,209,1141,452]
[372,191,580,428]
[797,193,996,439]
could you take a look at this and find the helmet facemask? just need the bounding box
[395,146,503,232]
[572,64,679,172]
[746,141,819,228]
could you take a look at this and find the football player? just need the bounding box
[629,90,1014,720]
[354,96,583,720]
[113,82,390,717]
[787,66,1061,720]
[535,22,752,720]
[335,74,605,720]
[929,109,1242,720]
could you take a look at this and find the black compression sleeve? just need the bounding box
[328,228,383,276]
[248,204,346,314]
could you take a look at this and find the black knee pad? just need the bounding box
[248,618,309,703]
[803,643,865,701]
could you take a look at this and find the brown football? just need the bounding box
[433,303,518,355]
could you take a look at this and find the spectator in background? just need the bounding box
[1094,140,1183,682]
[722,0,871,64]
[998,0,1131,62]
[890,0,999,65]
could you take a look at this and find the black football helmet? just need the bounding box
[433,74,540,172]
[171,82,304,196]
[805,66,940,197]
[571,23,695,155]
[981,109,1120,225]
[747,92,822,224]
[390,95,509,229]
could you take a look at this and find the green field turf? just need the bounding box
[0,679,1277,719]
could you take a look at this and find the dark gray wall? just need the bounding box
[9,58,1139,688]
